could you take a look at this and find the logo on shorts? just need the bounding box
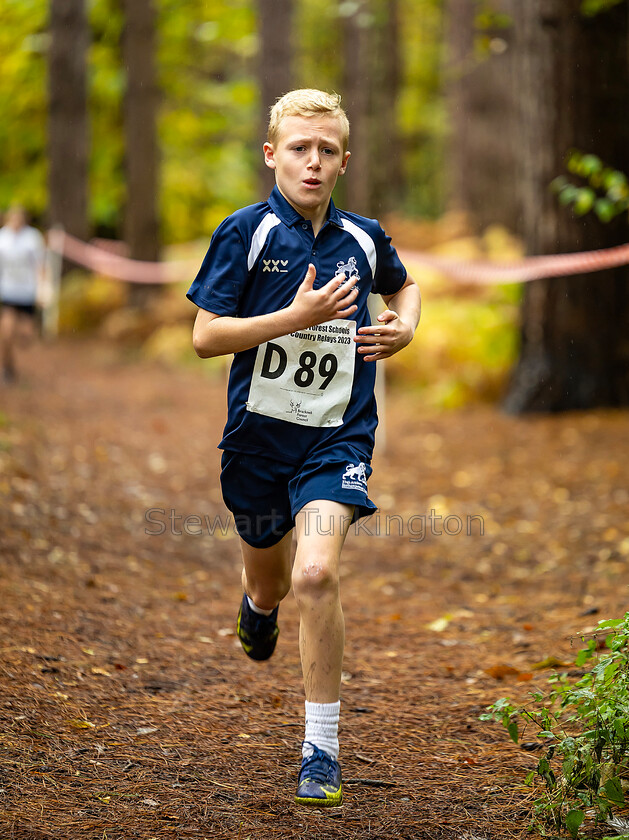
[336,256,360,291]
[342,461,368,494]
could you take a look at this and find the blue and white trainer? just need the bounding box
[295,744,343,807]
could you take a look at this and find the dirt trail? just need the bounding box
[1,337,628,839]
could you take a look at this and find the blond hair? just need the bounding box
[267,89,350,152]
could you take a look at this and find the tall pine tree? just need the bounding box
[504,0,629,411]
[48,0,89,241]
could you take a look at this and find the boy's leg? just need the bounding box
[240,531,293,611]
[292,500,353,807]
[220,450,295,658]
[236,532,293,661]
[16,309,37,346]
[0,306,18,380]
[292,500,352,702]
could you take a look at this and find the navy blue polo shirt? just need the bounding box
[187,186,407,465]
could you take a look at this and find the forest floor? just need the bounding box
[1,335,628,840]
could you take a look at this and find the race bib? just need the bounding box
[246,320,356,427]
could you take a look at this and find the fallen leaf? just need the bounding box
[484,665,521,680]
[427,615,451,632]
[66,718,96,729]
[531,656,572,670]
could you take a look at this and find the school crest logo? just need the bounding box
[336,256,360,290]
[342,461,368,493]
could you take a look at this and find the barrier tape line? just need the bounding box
[48,229,629,286]
[48,229,197,284]
[397,242,629,285]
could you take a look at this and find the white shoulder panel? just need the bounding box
[340,218,377,277]
[248,213,282,271]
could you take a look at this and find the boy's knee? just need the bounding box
[292,555,339,601]
[246,575,291,609]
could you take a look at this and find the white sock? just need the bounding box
[246,595,274,616]
[302,700,340,760]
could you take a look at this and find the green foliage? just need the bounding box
[581,0,626,17]
[552,152,629,224]
[0,0,447,238]
[158,0,258,241]
[295,0,343,92]
[388,280,520,408]
[482,613,629,836]
[89,0,125,235]
[475,4,513,32]
[0,0,48,218]
[397,0,447,218]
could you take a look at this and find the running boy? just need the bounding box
[188,89,421,807]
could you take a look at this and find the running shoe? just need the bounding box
[295,744,343,807]
[236,593,279,661]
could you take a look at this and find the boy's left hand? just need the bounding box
[354,309,414,362]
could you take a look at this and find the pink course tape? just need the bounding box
[397,242,629,285]
[48,229,629,286]
[48,230,196,284]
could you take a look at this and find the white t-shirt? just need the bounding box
[0,225,45,305]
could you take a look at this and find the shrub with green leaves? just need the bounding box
[482,613,629,838]
[552,152,629,224]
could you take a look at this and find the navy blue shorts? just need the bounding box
[220,447,377,548]
[1,302,37,318]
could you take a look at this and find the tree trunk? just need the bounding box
[370,0,402,216]
[445,0,519,233]
[341,0,372,217]
[504,0,629,412]
[256,0,294,199]
[121,0,160,263]
[47,0,89,242]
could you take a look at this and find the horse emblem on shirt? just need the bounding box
[336,256,360,289]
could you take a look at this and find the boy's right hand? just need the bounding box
[289,263,359,329]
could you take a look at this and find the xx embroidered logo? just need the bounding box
[263,259,289,273]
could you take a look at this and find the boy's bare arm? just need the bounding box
[192,264,359,358]
[354,275,421,362]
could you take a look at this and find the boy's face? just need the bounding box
[264,115,350,223]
